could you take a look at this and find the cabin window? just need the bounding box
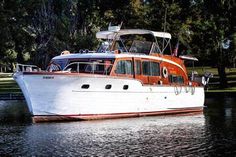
[142,61,160,76]
[81,84,90,89]
[135,60,141,75]
[50,59,68,70]
[85,63,106,73]
[65,59,114,74]
[47,63,61,72]
[151,62,160,76]
[178,76,184,84]
[65,63,78,72]
[115,60,133,75]
[142,61,150,75]
[105,84,112,89]
[123,85,129,90]
[169,75,184,84]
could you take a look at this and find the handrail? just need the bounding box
[16,63,41,72]
[63,62,113,75]
[190,71,213,86]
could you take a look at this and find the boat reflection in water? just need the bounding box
[0,95,236,156]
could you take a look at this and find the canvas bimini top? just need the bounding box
[96,29,172,40]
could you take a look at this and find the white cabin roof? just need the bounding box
[52,53,117,60]
[179,55,198,61]
[52,53,186,72]
[52,52,164,61]
[96,29,171,39]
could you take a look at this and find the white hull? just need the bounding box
[14,72,204,122]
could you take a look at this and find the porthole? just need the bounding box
[105,84,112,89]
[81,84,90,89]
[123,85,129,90]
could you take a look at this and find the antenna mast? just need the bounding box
[163,8,167,32]
[162,8,167,53]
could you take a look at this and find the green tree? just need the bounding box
[0,0,235,81]
[0,0,35,70]
[199,0,235,88]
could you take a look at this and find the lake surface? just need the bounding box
[0,95,236,156]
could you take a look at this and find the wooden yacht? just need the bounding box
[13,26,205,122]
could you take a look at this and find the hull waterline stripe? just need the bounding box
[32,107,203,123]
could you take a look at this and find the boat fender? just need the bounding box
[191,86,195,95]
[202,76,207,86]
[179,86,182,93]
[162,67,168,78]
[174,86,182,95]
[188,81,195,95]
[174,86,178,95]
[185,86,190,93]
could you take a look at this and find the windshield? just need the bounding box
[96,34,160,54]
[96,32,171,55]
[129,40,153,54]
[64,58,114,75]
[47,59,68,72]
[97,41,112,53]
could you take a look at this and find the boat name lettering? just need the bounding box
[43,76,54,79]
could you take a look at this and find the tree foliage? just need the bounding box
[0,0,235,87]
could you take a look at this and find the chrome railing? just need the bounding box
[16,63,41,72]
[190,71,213,86]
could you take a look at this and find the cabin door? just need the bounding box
[135,59,161,85]
[133,58,149,84]
[144,61,161,85]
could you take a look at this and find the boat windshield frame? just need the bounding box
[63,61,113,75]
[96,29,171,54]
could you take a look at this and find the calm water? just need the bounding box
[0,95,236,156]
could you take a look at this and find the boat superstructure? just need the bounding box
[14,27,206,122]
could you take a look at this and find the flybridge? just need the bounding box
[95,28,172,55]
[96,29,171,39]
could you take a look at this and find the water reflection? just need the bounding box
[0,96,236,156]
[204,96,236,156]
[1,115,206,156]
[0,100,31,123]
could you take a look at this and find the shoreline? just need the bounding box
[205,91,236,97]
[0,93,24,100]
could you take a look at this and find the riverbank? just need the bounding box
[188,67,236,92]
[0,73,21,93]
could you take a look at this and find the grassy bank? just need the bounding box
[0,73,22,93]
[1,67,236,94]
[188,67,236,92]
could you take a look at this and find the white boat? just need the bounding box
[13,27,206,122]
